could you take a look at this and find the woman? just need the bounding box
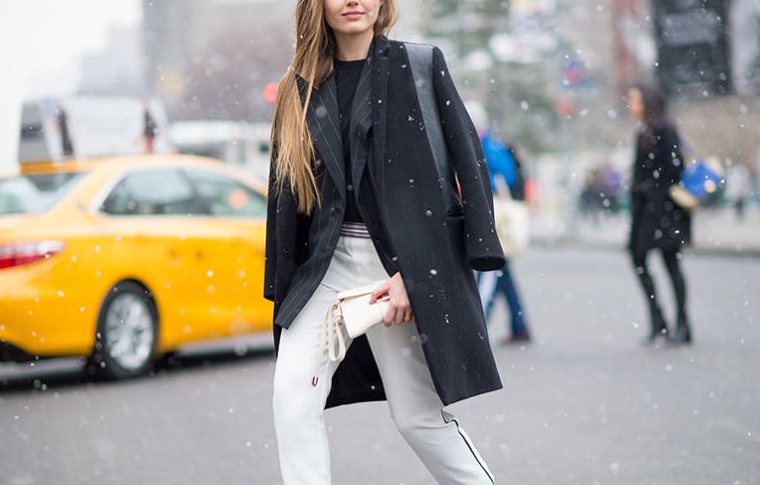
[627,83,692,345]
[264,0,505,483]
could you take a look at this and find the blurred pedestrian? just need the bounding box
[55,101,74,157]
[580,164,624,222]
[142,99,158,154]
[265,1,504,483]
[467,101,532,345]
[626,83,692,345]
[478,261,531,344]
[724,161,751,221]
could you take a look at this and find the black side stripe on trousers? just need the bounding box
[441,410,496,484]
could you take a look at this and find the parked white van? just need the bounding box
[18,96,173,163]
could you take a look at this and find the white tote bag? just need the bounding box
[492,177,529,258]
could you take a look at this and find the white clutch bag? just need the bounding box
[334,281,390,339]
[311,280,389,386]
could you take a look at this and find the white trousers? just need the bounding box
[273,234,495,485]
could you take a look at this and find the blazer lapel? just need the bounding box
[299,75,346,202]
[352,37,390,197]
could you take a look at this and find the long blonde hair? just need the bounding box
[271,0,398,214]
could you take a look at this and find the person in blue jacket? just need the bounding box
[468,101,532,344]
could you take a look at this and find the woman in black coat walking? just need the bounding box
[627,83,692,345]
[265,0,505,483]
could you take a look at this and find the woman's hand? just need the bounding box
[369,272,413,326]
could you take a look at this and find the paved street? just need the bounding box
[532,205,760,256]
[1,246,759,484]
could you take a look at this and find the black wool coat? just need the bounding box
[628,121,692,254]
[264,36,505,407]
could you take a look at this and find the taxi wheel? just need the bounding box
[88,281,158,380]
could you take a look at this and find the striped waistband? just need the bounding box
[339,222,371,238]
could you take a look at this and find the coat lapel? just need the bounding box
[299,75,346,202]
[298,36,391,203]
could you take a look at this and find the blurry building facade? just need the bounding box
[141,0,294,122]
[140,0,423,123]
[501,0,759,174]
[131,0,757,169]
[644,0,760,168]
[78,25,145,96]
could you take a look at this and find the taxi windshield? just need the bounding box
[0,171,87,215]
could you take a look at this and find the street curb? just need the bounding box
[529,237,760,259]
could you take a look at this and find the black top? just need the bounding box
[335,58,366,223]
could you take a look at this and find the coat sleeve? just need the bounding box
[263,154,278,302]
[431,46,505,271]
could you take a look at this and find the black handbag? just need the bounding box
[405,42,462,216]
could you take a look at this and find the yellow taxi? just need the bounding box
[0,155,272,379]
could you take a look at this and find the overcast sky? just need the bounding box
[0,0,140,170]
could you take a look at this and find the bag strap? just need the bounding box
[311,301,348,387]
[311,280,387,386]
[405,42,460,214]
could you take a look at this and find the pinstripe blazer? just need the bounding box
[265,36,505,407]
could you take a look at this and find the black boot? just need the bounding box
[668,317,692,345]
[642,308,668,345]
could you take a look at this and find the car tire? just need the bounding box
[88,281,158,379]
